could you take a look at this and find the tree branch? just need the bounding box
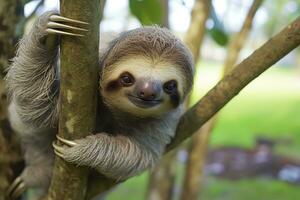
[46,0,101,199]
[223,0,263,74]
[168,16,300,150]
[87,15,300,199]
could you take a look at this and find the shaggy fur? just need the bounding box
[6,11,194,194]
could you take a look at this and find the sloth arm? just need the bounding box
[6,11,60,129]
[54,132,162,180]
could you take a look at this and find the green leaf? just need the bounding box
[208,5,229,46]
[209,27,229,46]
[129,0,163,25]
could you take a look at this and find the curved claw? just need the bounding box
[50,15,89,25]
[56,135,77,147]
[6,176,26,200]
[46,28,85,37]
[47,22,88,32]
[46,14,89,37]
[52,141,65,159]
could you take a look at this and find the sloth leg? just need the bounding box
[53,133,161,181]
[6,11,89,129]
[6,131,55,200]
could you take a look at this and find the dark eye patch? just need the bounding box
[105,80,121,92]
[169,91,180,108]
[163,80,177,94]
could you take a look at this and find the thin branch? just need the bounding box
[168,16,300,150]
[223,0,264,74]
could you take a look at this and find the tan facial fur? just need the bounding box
[100,55,186,118]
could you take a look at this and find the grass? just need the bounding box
[106,61,300,200]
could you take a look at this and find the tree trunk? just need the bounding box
[181,1,263,199]
[179,0,211,199]
[184,0,211,62]
[161,0,169,28]
[83,15,300,199]
[46,0,101,199]
[180,118,216,200]
[0,0,21,74]
[146,151,177,200]
[0,0,23,199]
[223,0,263,74]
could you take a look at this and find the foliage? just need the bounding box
[129,0,163,25]
[208,4,229,46]
[263,0,300,36]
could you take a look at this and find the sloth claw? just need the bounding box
[46,14,89,37]
[52,142,65,159]
[6,176,26,200]
[50,15,89,25]
[53,135,77,159]
[56,135,77,147]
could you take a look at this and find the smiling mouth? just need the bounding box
[127,95,162,108]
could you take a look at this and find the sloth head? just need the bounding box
[99,26,194,118]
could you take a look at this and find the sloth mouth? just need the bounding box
[127,95,162,108]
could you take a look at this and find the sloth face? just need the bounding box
[100,56,187,118]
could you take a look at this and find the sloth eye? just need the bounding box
[163,80,177,94]
[120,72,134,87]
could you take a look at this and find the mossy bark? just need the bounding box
[46,0,101,199]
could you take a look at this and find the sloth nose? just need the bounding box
[135,80,162,101]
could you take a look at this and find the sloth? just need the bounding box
[5,11,194,198]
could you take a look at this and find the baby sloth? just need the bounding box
[6,11,194,198]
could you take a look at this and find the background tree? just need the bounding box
[0,0,24,198]
[181,1,263,199]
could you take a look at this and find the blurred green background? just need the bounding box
[106,62,300,200]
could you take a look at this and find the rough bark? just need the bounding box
[46,0,101,199]
[180,1,263,200]
[86,15,300,200]
[0,0,23,199]
[223,0,263,74]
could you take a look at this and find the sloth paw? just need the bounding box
[52,135,78,160]
[6,176,26,200]
[46,14,89,37]
[53,135,99,167]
